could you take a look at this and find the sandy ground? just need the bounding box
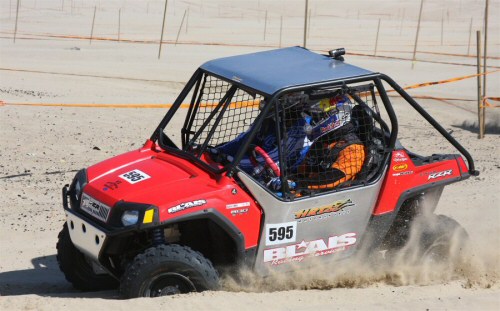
[1,0,499,310]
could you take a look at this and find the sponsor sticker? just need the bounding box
[265,221,297,246]
[168,199,207,214]
[393,157,408,162]
[230,208,249,216]
[392,171,414,177]
[393,163,408,171]
[263,232,357,265]
[119,169,150,184]
[294,199,354,222]
[320,120,342,134]
[393,151,409,162]
[80,193,111,222]
[226,202,250,209]
[103,180,122,191]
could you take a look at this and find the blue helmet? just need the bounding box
[303,95,353,142]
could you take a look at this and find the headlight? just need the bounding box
[75,181,82,200]
[69,169,87,209]
[121,210,139,226]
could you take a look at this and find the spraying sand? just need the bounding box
[1,0,499,309]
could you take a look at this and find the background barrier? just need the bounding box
[2,70,497,109]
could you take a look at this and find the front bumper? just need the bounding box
[65,211,107,262]
[62,185,160,261]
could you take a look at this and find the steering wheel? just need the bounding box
[249,145,281,178]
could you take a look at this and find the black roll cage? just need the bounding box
[152,69,478,184]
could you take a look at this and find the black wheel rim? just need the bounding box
[145,272,196,297]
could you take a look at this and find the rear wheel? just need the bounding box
[386,214,469,265]
[56,224,118,291]
[120,244,219,298]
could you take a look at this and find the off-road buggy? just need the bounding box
[57,47,478,298]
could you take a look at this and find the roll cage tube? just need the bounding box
[379,74,478,176]
[182,73,204,148]
[373,77,398,149]
[151,69,204,143]
[197,86,238,156]
[348,88,391,136]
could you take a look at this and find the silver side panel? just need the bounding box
[238,169,386,276]
[65,211,107,261]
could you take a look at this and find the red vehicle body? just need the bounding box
[57,47,477,298]
[84,140,262,249]
[373,150,469,215]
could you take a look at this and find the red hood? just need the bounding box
[80,142,263,249]
[83,145,221,213]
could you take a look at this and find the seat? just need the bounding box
[350,104,381,182]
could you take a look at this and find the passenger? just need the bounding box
[268,95,366,192]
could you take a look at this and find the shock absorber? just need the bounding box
[152,228,166,246]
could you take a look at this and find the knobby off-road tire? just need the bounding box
[120,244,219,298]
[387,214,470,265]
[418,214,469,262]
[56,224,119,291]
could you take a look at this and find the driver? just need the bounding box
[216,93,310,177]
[269,94,366,192]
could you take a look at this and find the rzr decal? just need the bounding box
[428,169,452,180]
[294,199,354,220]
[265,222,297,246]
[168,199,207,214]
[119,169,150,184]
[264,232,357,265]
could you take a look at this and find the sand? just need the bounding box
[1,0,499,310]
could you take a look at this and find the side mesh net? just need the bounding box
[279,84,388,196]
[182,75,388,197]
[186,74,262,152]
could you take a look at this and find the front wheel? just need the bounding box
[56,224,119,291]
[120,244,219,298]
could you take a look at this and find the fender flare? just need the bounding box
[160,208,246,262]
[360,179,457,252]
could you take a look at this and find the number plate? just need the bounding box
[265,221,297,246]
[119,169,150,184]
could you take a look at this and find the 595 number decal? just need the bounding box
[119,169,151,184]
[265,221,297,246]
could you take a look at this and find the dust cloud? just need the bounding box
[221,211,499,293]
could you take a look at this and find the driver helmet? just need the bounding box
[303,95,353,142]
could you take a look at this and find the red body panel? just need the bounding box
[372,150,468,215]
[84,141,262,249]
